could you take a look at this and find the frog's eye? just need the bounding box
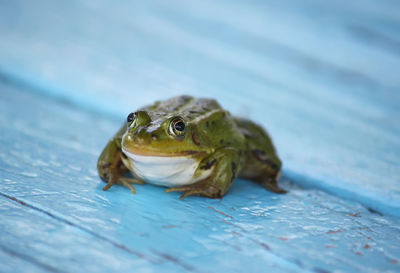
[168,117,186,137]
[127,112,137,124]
[127,111,151,130]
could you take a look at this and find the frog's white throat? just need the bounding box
[121,149,212,187]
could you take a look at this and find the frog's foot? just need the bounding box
[260,183,287,193]
[102,176,144,194]
[260,179,287,194]
[165,180,222,200]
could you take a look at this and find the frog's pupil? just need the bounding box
[127,112,135,123]
[174,121,185,132]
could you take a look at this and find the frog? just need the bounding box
[97,95,285,199]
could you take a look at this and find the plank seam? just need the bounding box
[0,192,314,273]
[0,192,160,265]
[0,245,66,273]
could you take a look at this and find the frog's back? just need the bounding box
[234,117,284,193]
[142,95,223,122]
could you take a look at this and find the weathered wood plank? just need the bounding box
[1,81,399,272]
[0,194,180,273]
[0,0,399,215]
[1,0,400,272]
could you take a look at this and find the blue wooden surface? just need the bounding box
[1,1,400,272]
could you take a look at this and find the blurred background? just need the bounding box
[1,0,399,215]
[1,1,400,272]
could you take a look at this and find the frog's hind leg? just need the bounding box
[240,166,287,193]
[234,117,286,194]
[238,146,286,194]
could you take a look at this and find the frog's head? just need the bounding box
[121,110,209,158]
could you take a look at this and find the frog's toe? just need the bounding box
[119,177,144,185]
[102,176,144,194]
[102,181,113,191]
[260,179,287,194]
[121,180,136,194]
[102,174,117,191]
[119,177,145,194]
[165,186,192,194]
[165,186,198,199]
[166,185,222,199]
[179,190,205,200]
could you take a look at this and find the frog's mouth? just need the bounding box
[121,143,203,157]
[121,148,212,187]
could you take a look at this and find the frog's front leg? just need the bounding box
[97,124,143,193]
[166,147,241,199]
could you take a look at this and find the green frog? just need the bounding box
[97,95,285,199]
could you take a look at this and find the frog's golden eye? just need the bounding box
[168,117,186,137]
